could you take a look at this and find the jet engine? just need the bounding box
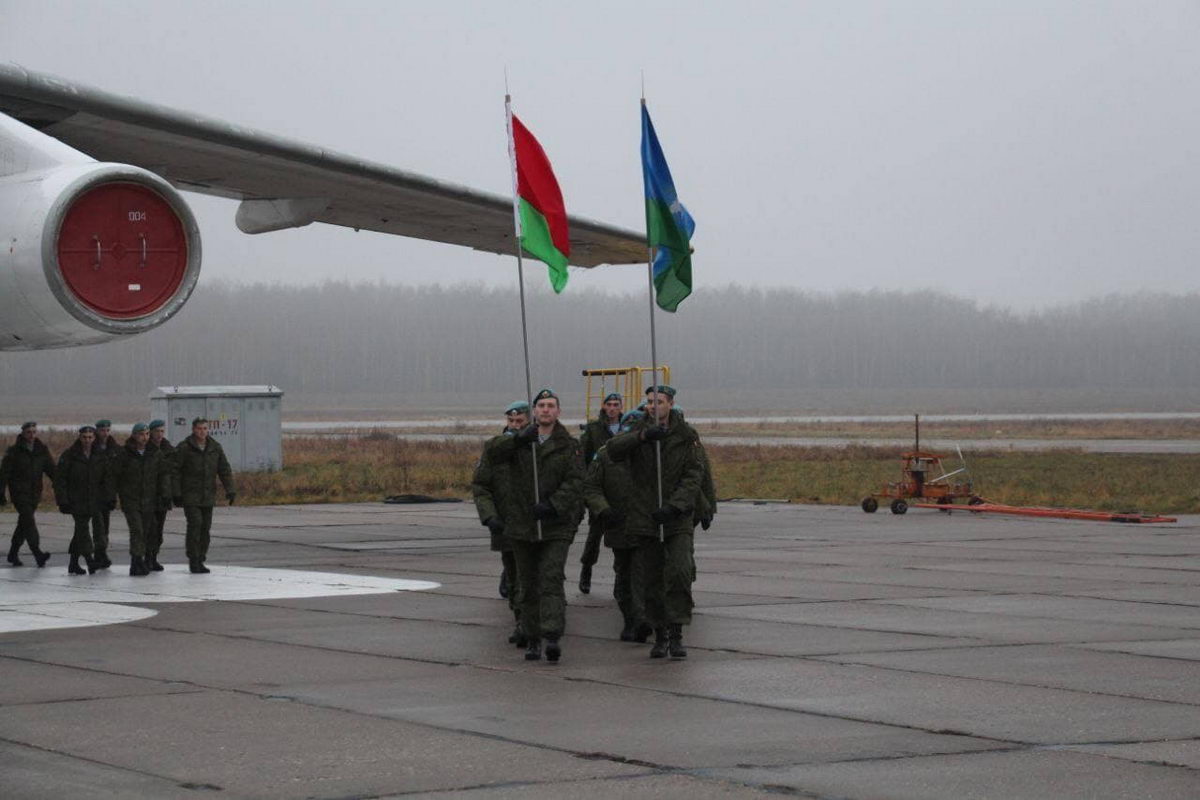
[0,118,201,350]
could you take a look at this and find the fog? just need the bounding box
[2,283,1196,415]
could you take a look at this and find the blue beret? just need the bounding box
[149,419,166,430]
[533,388,558,403]
[620,410,646,427]
[20,421,36,431]
[78,425,96,434]
[504,401,530,415]
[131,422,148,434]
[95,419,112,428]
[644,385,676,398]
[603,392,623,404]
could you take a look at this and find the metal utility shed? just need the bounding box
[149,386,283,471]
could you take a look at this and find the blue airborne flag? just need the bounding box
[641,102,695,312]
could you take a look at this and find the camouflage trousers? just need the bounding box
[510,538,571,640]
[633,532,694,627]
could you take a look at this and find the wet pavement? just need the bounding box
[1,501,1198,798]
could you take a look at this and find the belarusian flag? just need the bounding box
[507,107,571,293]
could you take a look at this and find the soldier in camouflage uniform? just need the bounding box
[173,418,235,574]
[146,419,175,571]
[472,400,529,646]
[488,388,583,663]
[90,419,120,570]
[607,385,703,659]
[1,421,54,568]
[576,392,623,594]
[54,425,114,575]
[113,423,172,576]
[582,409,647,641]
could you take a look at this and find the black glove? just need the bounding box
[598,507,626,527]
[532,501,558,521]
[59,504,71,515]
[641,426,669,442]
[227,493,237,506]
[700,516,713,531]
[651,505,681,524]
[106,500,116,511]
[173,496,184,507]
[484,517,506,536]
[515,424,539,445]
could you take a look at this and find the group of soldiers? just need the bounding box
[2,418,236,576]
[472,384,715,662]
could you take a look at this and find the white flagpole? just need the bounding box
[506,91,542,541]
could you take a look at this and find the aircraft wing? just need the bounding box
[0,63,646,267]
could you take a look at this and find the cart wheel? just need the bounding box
[861,497,878,513]
[968,496,984,513]
[890,499,908,515]
[938,498,954,513]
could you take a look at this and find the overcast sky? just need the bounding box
[3,0,1197,308]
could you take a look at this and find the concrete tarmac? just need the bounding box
[1,501,1198,799]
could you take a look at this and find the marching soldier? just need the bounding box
[91,419,120,570]
[472,400,529,646]
[577,392,623,594]
[113,423,172,576]
[1,421,54,568]
[489,388,584,663]
[54,425,114,575]
[173,418,235,574]
[607,385,703,659]
[582,409,646,641]
[146,420,175,570]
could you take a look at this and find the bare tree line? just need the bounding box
[1,282,1198,403]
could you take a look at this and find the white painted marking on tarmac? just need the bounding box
[0,565,440,634]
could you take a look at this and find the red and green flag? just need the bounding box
[507,106,571,293]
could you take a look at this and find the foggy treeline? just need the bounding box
[2,282,1199,404]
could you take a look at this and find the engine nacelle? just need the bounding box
[0,162,201,350]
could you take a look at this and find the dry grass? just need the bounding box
[696,418,1200,441]
[7,433,1195,514]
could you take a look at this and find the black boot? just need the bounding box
[7,541,23,567]
[498,568,509,599]
[650,628,669,659]
[619,617,636,642]
[633,622,652,643]
[189,559,210,574]
[545,636,561,663]
[524,638,542,661]
[147,552,164,572]
[32,547,50,568]
[668,623,687,659]
[94,550,111,570]
[68,554,86,576]
[85,555,100,574]
[578,563,592,594]
[509,620,528,647]
[129,556,149,577]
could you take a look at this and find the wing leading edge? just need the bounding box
[0,63,646,267]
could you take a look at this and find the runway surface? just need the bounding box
[1,501,1198,798]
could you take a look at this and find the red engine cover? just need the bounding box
[55,182,189,319]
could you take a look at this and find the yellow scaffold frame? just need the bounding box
[581,365,672,420]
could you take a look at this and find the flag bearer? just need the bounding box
[489,389,584,663]
[147,420,175,571]
[607,385,703,659]
[1,421,54,568]
[577,392,624,593]
[472,400,530,646]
